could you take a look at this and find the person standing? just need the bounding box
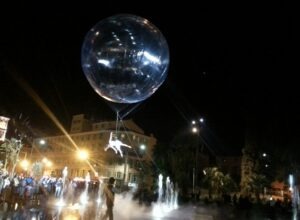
[102,177,115,220]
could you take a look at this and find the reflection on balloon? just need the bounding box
[81,14,170,104]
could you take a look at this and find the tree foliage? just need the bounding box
[202,167,237,198]
[0,138,23,177]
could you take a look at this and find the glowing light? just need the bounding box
[20,159,29,170]
[97,59,110,66]
[63,214,80,220]
[56,199,65,207]
[262,153,267,157]
[45,161,52,167]
[137,51,161,64]
[77,150,89,160]
[39,139,46,145]
[42,157,48,163]
[140,144,146,150]
[10,74,98,174]
[80,193,88,204]
[192,127,198,133]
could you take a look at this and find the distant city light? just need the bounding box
[39,139,46,145]
[192,127,198,133]
[199,118,204,123]
[262,153,267,157]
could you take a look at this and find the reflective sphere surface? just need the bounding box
[81,14,169,104]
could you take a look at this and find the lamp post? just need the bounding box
[191,117,205,199]
[192,167,195,194]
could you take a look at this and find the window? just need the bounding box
[132,175,137,182]
[117,172,122,178]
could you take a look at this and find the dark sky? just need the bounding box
[0,6,296,155]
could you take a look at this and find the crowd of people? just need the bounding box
[0,171,105,219]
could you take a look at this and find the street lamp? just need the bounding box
[199,118,204,123]
[20,159,29,171]
[77,149,89,160]
[190,118,205,198]
[191,117,204,133]
[140,144,146,151]
[39,139,46,145]
[192,127,198,133]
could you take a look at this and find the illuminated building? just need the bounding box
[28,114,156,188]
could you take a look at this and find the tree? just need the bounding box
[240,147,272,199]
[240,147,256,196]
[0,138,23,177]
[202,167,237,199]
[0,113,33,177]
[251,173,268,200]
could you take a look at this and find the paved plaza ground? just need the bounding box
[1,200,298,219]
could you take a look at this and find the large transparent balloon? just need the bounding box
[81,14,170,104]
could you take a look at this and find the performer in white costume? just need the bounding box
[105,132,131,157]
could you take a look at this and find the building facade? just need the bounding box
[27,114,157,188]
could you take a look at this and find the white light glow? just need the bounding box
[56,199,65,207]
[289,174,294,187]
[97,59,110,67]
[140,144,146,150]
[137,51,161,64]
[77,150,88,160]
[20,160,29,170]
[80,194,88,204]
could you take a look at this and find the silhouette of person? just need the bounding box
[102,177,116,220]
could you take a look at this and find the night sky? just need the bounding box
[0,6,296,155]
